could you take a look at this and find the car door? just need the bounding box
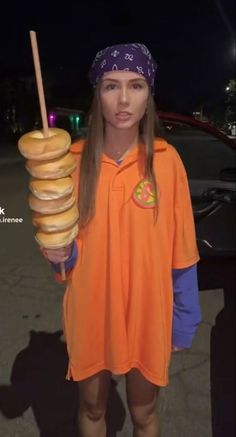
[159,119,236,258]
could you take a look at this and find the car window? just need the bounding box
[160,121,235,180]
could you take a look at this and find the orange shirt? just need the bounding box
[58,137,199,386]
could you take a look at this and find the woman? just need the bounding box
[41,43,201,437]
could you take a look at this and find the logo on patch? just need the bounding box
[132,179,157,208]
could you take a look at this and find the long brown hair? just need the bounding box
[79,84,160,228]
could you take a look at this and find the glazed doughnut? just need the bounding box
[35,223,79,249]
[28,191,76,214]
[18,128,71,161]
[29,177,74,200]
[32,203,79,232]
[26,152,76,179]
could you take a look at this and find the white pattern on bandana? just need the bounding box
[136,66,144,74]
[101,59,107,69]
[140,44,150,56]
[111,50,120,57]
[95,49,107,60]
[124,53,134,61]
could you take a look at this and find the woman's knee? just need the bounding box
[125,368,159,428]
[128,401,157,428]
[78,370,112,420]
[79,402,106,422]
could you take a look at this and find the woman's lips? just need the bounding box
[115,112,132,120]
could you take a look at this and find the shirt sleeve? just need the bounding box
[172,153,200,268]
[172,264,202,348]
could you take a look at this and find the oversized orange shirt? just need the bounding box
[59,137,200,386]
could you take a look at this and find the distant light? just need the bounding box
[192,111,202,121]
[49,112,56,127]
[69,114,80,131]
[75,116,80,130]
[225,86,230,92]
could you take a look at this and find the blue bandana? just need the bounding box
[88,43,158,92]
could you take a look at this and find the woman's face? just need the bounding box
[99,71,149,130]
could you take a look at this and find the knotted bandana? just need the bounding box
[88,43,158,92]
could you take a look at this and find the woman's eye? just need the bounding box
[103,82,144,90]
[132,83,143,89]
[105,83,116,90]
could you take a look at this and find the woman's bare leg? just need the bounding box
[78,370,112,437]
[126,368,160,437]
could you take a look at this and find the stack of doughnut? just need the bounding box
[18,128,79,249]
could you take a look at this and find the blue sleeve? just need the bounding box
[50,241,78,273]
[172,264,202,348]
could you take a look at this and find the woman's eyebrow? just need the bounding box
[102,78,146,83]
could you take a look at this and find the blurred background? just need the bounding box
[0,0,235,143]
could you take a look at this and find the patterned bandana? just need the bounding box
[88,43,158,92]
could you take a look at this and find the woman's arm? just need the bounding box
[172,264,202,350]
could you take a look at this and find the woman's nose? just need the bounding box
[119,87,129,104]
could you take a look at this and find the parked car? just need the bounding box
[158,112,236,257]
[50,107,236,293]
[157,112,236,296]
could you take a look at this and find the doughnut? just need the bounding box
[28,191,76,214]
[32,203,79,232]
[25,152,76,179]
[29,177,74,200]
[35,223,79,249]
[18,128,71,160]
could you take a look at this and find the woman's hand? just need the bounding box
[40,243,73,264]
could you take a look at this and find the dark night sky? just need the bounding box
[0,0,235,114]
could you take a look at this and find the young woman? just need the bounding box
[41,43,201,437]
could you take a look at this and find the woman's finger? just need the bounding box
[41,243,73,261]
[47,253,70,263]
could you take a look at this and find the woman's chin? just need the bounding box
[108,119,139,130]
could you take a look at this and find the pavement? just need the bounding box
[0,144,235,437]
